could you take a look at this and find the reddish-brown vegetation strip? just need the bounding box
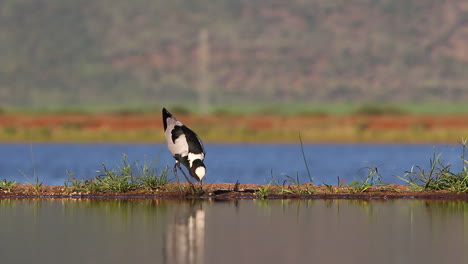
[0,113,467,130]
[0,113,160,131]
[0,113,467,142]
[1,184,468,199]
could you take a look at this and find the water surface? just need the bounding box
[0,143,463,185]
[0,199,467,264]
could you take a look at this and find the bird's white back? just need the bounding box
[164,117,189,157]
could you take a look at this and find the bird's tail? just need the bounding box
[162,108,173,119]
[162,108,174,130]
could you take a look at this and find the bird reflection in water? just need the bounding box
[164,201,205,264]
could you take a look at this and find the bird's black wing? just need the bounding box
[181,126,205,155]
[170,125,185,144]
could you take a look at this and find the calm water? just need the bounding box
[0,143,463,185]
[0,199,467,264]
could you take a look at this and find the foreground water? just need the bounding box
[0,143,463,185]
[0,199,466,264]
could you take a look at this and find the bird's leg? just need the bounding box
[177,162,191,183]
[173,161,183,193]
[176,163,196,192]
[173,162,180,183]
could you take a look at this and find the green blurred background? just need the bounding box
[0,0,467,112]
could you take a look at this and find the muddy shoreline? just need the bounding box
[2,183,468,199]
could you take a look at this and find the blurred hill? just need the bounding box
[0,0,467,107]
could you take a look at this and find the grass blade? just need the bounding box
[299,133,313,184]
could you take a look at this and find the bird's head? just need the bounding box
[190,159,206,182]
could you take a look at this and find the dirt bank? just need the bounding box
[1,183,468,199]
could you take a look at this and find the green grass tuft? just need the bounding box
[348,166,384,193]
[256,171,275,198]
[281,172,315,195]
[65,154,171,193]
[0,179,16,192]
[397,139,468,192]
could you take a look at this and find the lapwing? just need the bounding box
[162,108,206,186]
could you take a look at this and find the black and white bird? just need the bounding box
[162,108,206,185]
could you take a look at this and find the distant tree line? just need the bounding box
[0,0,467,107]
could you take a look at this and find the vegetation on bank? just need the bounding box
[64,155,171,193]
[398,139,468,192]
[0,120,466,143]
[256,139,468,197]
[1,140,467,198]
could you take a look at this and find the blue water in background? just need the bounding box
[0,143,464,185]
